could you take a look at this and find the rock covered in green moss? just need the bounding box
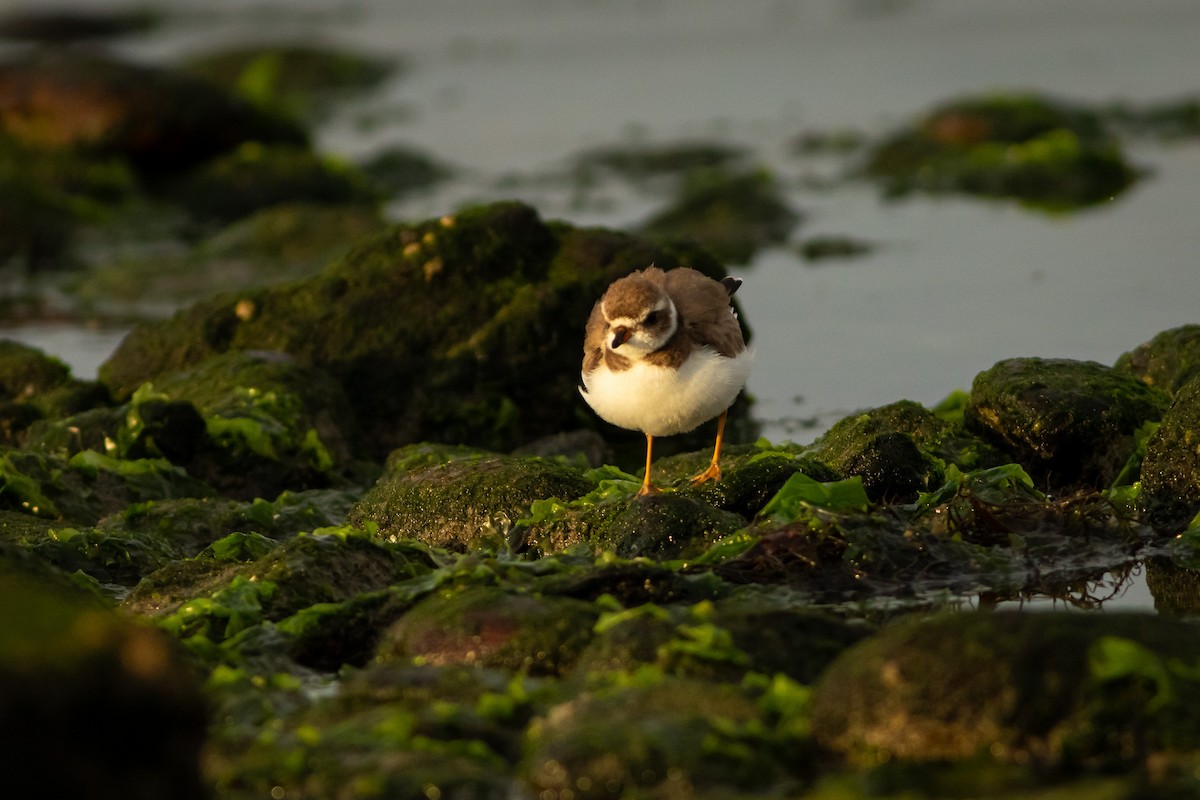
[377,583,600,676]
[806,400,1003,502]
[183,43,396,122]
[99,201,747,457]
[0,339,110,444]
[1140,378,1200,531]
[1116,324,1200,397]
[350,448,592,549]
[0,560,208,800]
[640,169,799,264]
[0,51,306,172]
[522,675,812,797]
[174,143,379,223]
[811,611,1200,768]
[965,358,1169,490]
[862,92,1139,210]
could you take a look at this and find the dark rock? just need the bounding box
[522,677,809,797]
[0,8,157,42]
[1140,378,1200,531]
[0,338,110,422]
[965,358,1169,490]
[661,444,839,518]
[640,169,800,264]
[0,52,306,172]
[350,450,592,550]
[1145,557,1200,617]
[593,493,746,560]
[862,92,1139,210]
[359,145,451,197]
[174,144,379,224]
[574,140,748,179]
[808,399,1002,502]
[377,584,599,676]
[1116,324,1200,397]
[0,560,208,800]
[99,202,749,458]
[811,611,1200,768]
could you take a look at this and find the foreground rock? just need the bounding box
[0,556,208,800]
[812,611,1200,769]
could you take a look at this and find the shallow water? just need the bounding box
[3,0,1198,613]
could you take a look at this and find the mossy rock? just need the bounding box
[72,203,386,311]
[151,350,362,499]
[640,168,800,264]
[0,561,208,800]
[0,339,111,444]
[862,92,1139,210]
[377,583,600,676]
[806,400,1006,502]
[99,201,750,459]
[578,596,867,683]
[0,51,306,172]
[574,140,748,180]
[0,448,214,525]
[351,451,593,550]
[1116,324,1200,397]
[183,43,396,122]
[358,145,451,197]
[811,611,1200,769]
[1139,378,1200,532]
[965,358,1169,490]
[592,493,746,560]
[207,664,514,800]
[174,143,379,223]
[522,677,808,797]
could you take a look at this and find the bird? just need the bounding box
[580,265,753,496]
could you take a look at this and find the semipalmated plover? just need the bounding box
[580,265,753,496]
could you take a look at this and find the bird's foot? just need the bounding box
[636,482,662,497]
[690,462,722,486]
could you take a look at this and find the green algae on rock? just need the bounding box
[0,560,208,800]
[0,51,306,172]
[1139,378,1200,532]
[639,168,800,264]
[377,583,600,676]
[1116,324,1200,397]
[862,92,1139,211]
[811,611,1200,769]
[0,339,110,444]
[99,201,750,458]
[351,449,593,550]
[965,358,1169,491]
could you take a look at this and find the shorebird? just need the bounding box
[580,265,752,496]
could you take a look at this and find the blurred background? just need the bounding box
[1,0,1199,443]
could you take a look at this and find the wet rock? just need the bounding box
[1139,378,1200,531]
[811,611,1200,768]
[174,143,379,224]
[577,596,868,683]
[0,52,306,172]
[72,203,386,313]
[0,137,139,272]
[592,493,746,560]
[358,144,451,197]
[522,677,809,797]
[208,664,515,800]
[152,350,363,499]
[862,92,1139,210]
[0,339,111,444]
[807,400,1003,502]
[377,584,599,676]
[351,449,592,549]
[1116,324,1200,397]
[99,201,748,457]
[965,358,1169,490]
[574,140,748,180]
[640,169,800,264]
[0,448,214,524]
[798,234,875,262]
[184,43,396,122]
[0,560,207,800]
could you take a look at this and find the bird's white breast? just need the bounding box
[580,347,753,437]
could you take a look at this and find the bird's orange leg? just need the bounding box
[690,409,728,486]
[637,433,661,496]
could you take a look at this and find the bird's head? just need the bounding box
[600,275,678,357]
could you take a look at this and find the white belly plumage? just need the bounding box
[580,346,753,437]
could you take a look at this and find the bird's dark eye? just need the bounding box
[644,310,659,325]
